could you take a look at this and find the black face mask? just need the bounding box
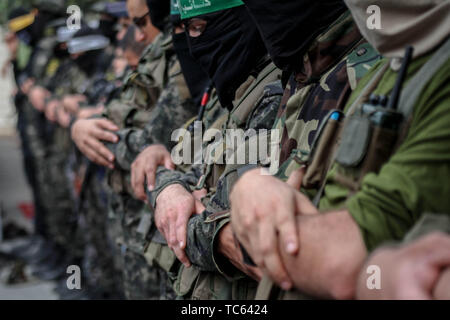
[99,18,118,43]
[53,43,69,59]
[172,30,210,106]
[147,0,170,32]
[243,0,347,72]
[74,50,102,76]
[186,6,267,109]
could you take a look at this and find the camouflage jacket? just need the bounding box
[185,13,382,280]
[104,32,197,196]
[160,60,284,276]
[147,90,228,207]
[149,59,283,207]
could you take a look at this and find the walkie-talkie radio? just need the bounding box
[361,46,414,131]
[335,46,415,189]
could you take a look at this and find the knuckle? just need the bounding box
[260,243,272,255]
[425,232,447,245]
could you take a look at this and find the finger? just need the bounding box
[93,127,119,143]
[247,265,264,281]
[133,164,147,201]
[164,155,175,170]
[85,138,114,168]
[294,192,318,215]
[175,213,191,250]
[130,163,141,200]
[258,223,293,290]
[425,235,450,267]
[192,188,207,201]
[83,146,111,167]
[145,161,157,191]
[168,215,178,250]
[286,166,305,190]
[194,199,206,214]
[172,245,191,268]
[155,213,167,240]
[97,119,119,131]
[275,196,299,255]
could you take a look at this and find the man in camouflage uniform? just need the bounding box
[230,0,450,299]
[150,0,382,300]
[5,7,50,252]
[141,0,284,299]
[25,28,115,298]
[72,0,198,299]
[6,2,87,282]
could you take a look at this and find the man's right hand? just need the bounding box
[71,118,119,168]
[155,184,205,267]
[29,86,50,111]
[229,167,318,290]
[131,144,175,201]
[45,99,60,122]
[63,94,87,114]
[356,232,450,300]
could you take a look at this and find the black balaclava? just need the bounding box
[243,0,347,72]
[173,32,210,106]
[185,6,267,109]
[147,0,171,32]
[171,13,210,106]
[72,27,104,77]
[99,15,118,43]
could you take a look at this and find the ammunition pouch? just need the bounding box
[334,108,400,193]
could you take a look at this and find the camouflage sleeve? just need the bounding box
[147,164,204,208]
[184,211,223,272]
[183,82,284,275]
[184,212,247,280]
[108,57,197,171]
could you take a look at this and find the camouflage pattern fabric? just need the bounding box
[103,30,197,300]
[273,13,381,181]
[182,13,381,300]
[147,58,283,300]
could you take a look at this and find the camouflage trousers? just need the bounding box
[16,99,48,236]
[41,126,84,259]
[110,193,175,300]
[79,166,124,298]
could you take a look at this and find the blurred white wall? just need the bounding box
[0,27,16,136]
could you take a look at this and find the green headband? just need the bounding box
[177,0,243,19]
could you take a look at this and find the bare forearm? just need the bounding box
[280,210,367,299]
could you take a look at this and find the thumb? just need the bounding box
[194,199,206,214]
[286,166,306,190]
[98,119,119,131]
[164,154,175,170]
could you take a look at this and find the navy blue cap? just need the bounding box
[106,1,128,18]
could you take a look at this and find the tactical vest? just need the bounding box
[107,33,177,195]
[171,61,283,300]
[197,61,282,194]
[257,37,450,300]
[143,92,227,292]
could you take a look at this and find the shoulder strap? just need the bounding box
[398,37,450,119]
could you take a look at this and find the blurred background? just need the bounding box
[0,0,120,300]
